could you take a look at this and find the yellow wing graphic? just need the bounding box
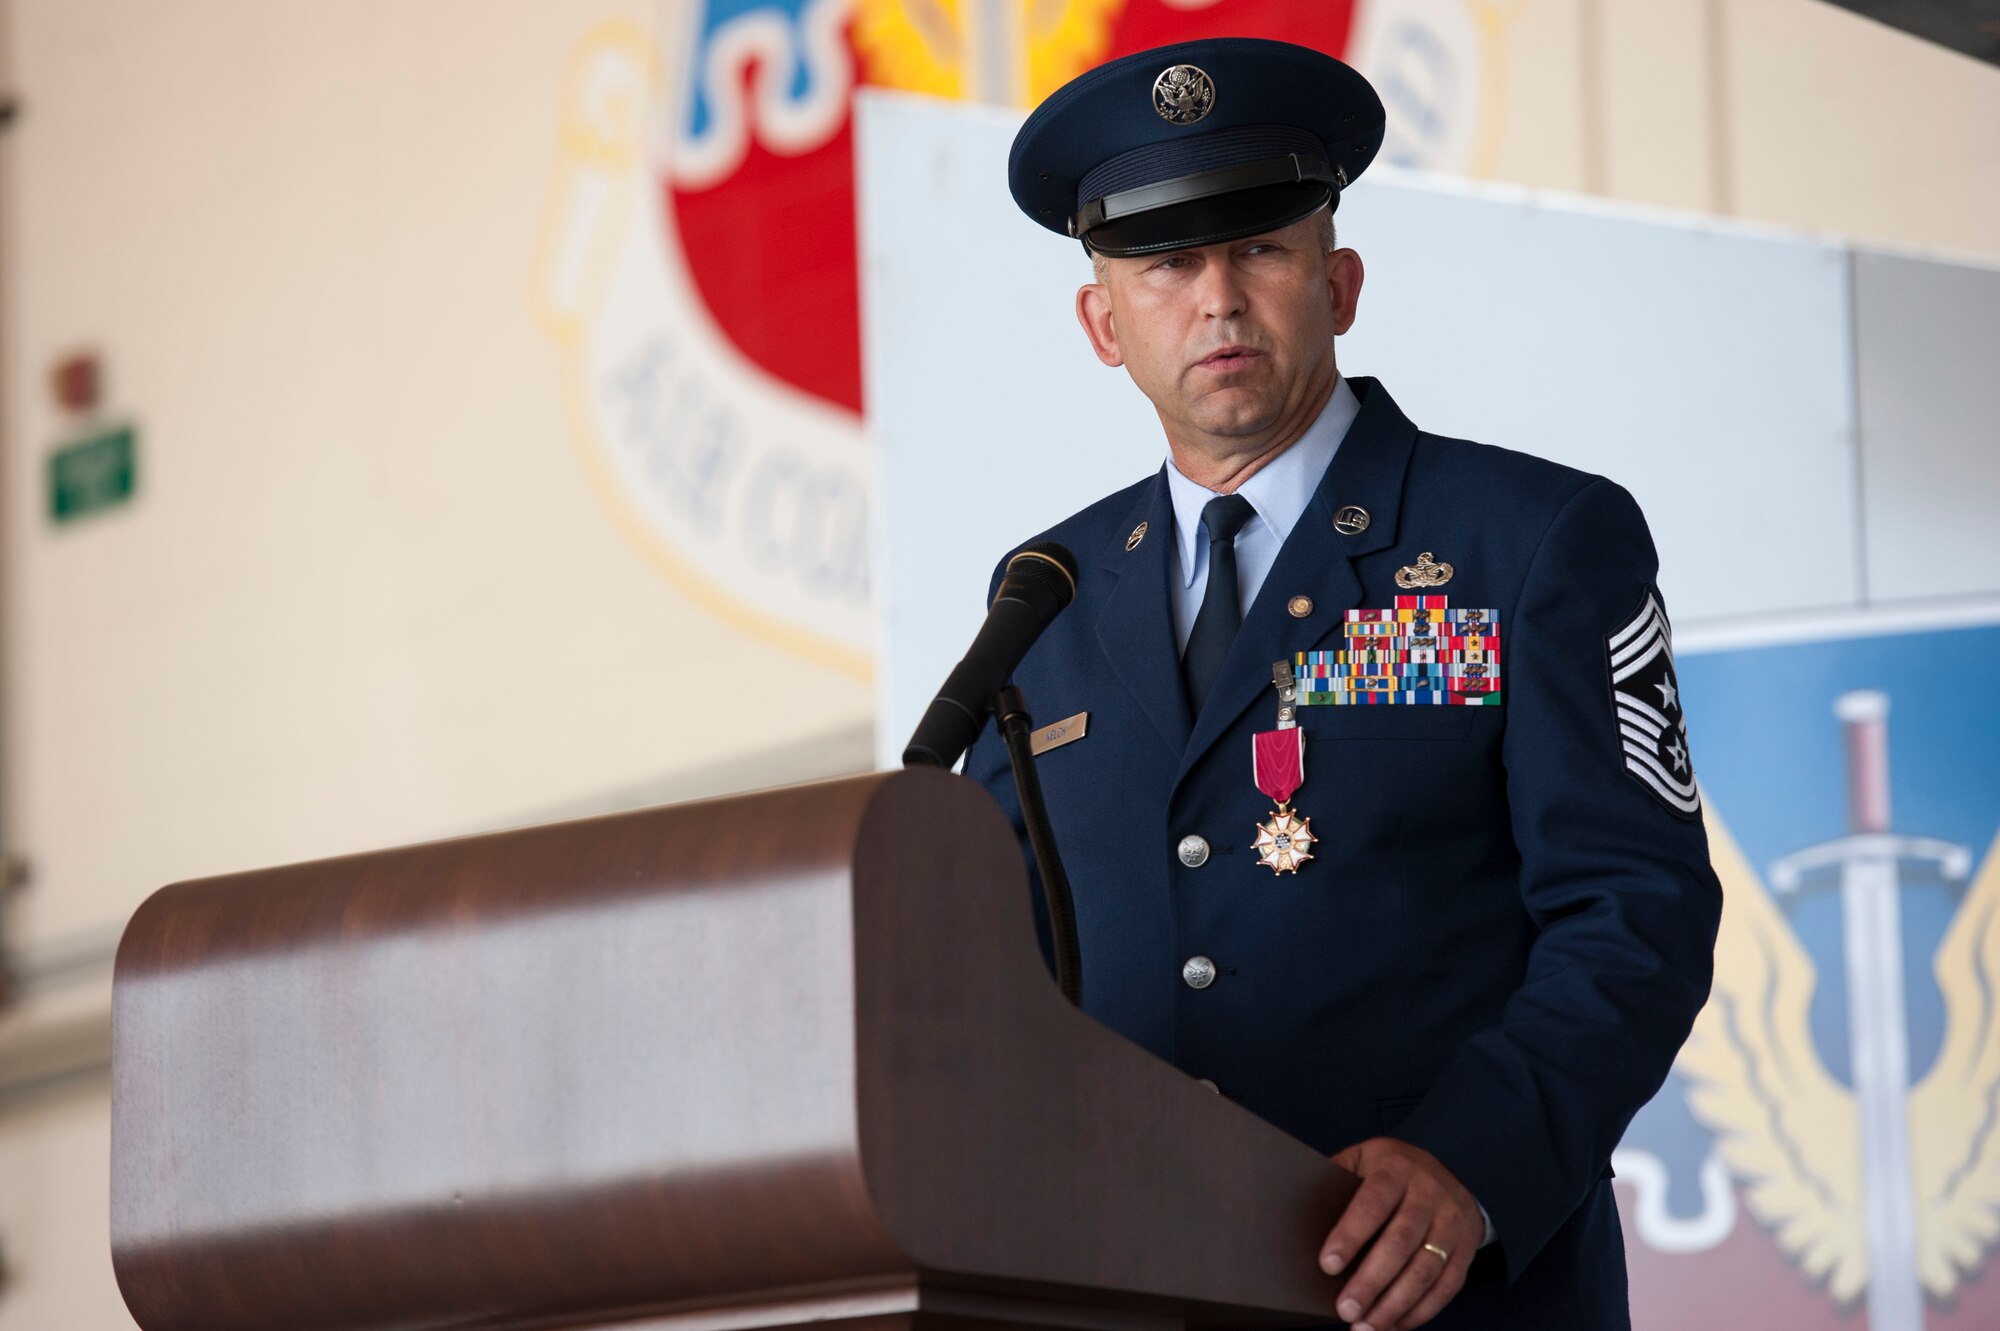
[1677,807,1864,1300]
[1022,0,1123,105]
[1911,826,2000,1299]
[855,0,969,100]
[854,0,1122,106]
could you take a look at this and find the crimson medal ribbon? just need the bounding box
[1252,728,1304,806]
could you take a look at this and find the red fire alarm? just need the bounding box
[50,350,100,416]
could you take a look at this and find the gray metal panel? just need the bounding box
[859,93,1165,767]
[1335,177,1861,625]
[1852,249,2000,602]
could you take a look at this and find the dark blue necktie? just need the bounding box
[1181,493,1257,713]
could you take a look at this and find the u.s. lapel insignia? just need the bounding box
[1125,522,1148,552]
[1333,505,1370,536]
[1395,551,1455,589]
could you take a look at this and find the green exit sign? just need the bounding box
[48,424,137,523]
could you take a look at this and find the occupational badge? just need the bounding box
[1607,590,1700,817]
[1395,551,1454,589]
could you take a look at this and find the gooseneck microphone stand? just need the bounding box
[992,684,1082,1007]
[901,542,1083,1007]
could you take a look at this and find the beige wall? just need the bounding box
[2,0,871,958]
[0,1079,128,1330]
[0,2,1993,1328]
[1721,0,1999,257]
[1486,0,1999,255]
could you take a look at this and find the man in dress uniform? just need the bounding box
[962,37,1724,1331]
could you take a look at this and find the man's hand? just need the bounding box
[1318,1137,1485,1331]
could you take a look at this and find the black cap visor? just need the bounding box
[1082,180,1336,259]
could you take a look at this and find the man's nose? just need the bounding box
[1196,258,1248,319]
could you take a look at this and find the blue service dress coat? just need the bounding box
[964,376,1723,1329]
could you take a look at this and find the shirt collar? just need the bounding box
[1164,374,1361,589]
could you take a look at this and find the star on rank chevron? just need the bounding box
[1607,591,1699,817]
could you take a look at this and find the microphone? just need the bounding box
[902,542,1080,769]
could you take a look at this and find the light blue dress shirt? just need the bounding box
[1165,375,1361,653]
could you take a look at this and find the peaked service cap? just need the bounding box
[1008,37,1384,258]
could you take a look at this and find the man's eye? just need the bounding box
[1156,255,1193,270]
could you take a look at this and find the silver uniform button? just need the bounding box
[1182,955,1217,989]
[1177,834,1211,867]
[1197,1077,1221,1093]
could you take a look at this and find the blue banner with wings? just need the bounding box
[1616,614,2000,1331]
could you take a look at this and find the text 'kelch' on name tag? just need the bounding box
[1030,712,1089,755]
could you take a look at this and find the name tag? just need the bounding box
[1030,712,1089,756]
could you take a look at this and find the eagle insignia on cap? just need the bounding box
[1152,65,1215,126]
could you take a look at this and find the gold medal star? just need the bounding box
[1253,807,1317,874]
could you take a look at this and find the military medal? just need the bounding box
[1252,661,1315,874]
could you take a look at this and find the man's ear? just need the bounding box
[1328,247,1364,337]
[1076,282,1124,367]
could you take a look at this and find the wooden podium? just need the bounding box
[110,769,1359,1331]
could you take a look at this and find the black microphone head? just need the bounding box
[903,541,1080,769]
[999,541,1079,611]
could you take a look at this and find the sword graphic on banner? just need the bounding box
[1769,690,1972,1331]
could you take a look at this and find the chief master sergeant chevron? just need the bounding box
[962,37,1723,1331]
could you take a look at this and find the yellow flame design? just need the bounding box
[856,0,1123,107]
